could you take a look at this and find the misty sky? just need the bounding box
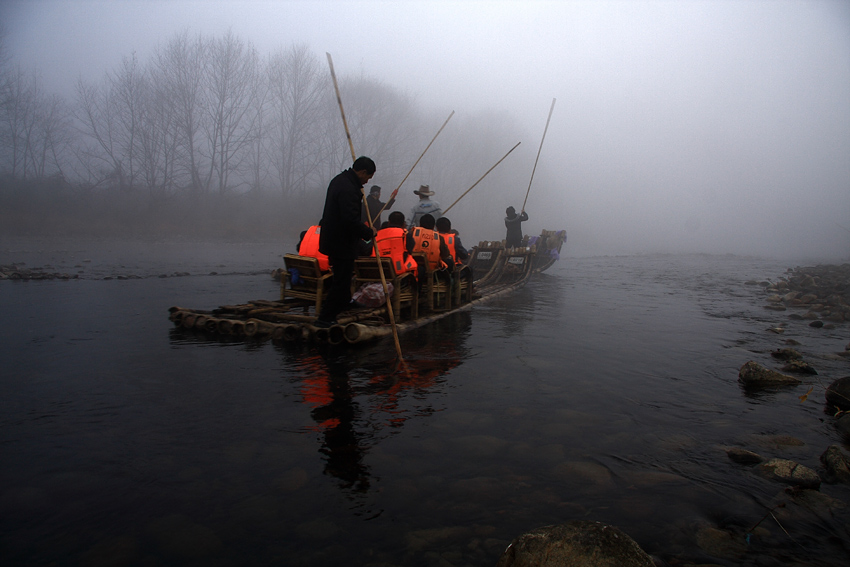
[2,0,849,260]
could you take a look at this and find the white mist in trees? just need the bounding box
[152,31,207,194]
[1,65,41,178]
[74,53,146,192]
[0,62,72,180]
[201,31,261,194]
[266,44,327,195]
[335,74,419,185]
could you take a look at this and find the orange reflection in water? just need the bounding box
[289,347,462,493]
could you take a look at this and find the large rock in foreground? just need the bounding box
[496,521,654,567]
[825,376,850,411]
[757,458,821,489]
[820,445,850,484]
[738,361,801,386]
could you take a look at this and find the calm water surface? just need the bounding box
[2,238,849,566]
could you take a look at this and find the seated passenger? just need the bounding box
[372,211,417,277]
[435,217,469,265]
[298,225,330,272]
[409,213,452,275]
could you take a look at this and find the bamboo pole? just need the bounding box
[522,98,556,213]
[374,110,455,221]
[443,141,521,215]
[326,52,406,365]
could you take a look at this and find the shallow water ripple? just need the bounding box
[1,243,849,566]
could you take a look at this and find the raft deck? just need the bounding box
[169,229,564,345]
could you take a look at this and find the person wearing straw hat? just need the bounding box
[409,185,441,229]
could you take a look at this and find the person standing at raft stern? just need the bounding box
[409,185,441,229]
[316,156,377,327]
[504,206,528,248]
[362,185,397,227]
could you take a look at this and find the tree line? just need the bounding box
[0,30,532,239]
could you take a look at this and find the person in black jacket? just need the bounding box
[316,156,377,326]
[504,206,529,248]
[361,185,397,227]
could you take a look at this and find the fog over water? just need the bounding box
[3,0,849,261]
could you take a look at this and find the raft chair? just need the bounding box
[353,257,418,321]
[452,264,474,307]
[412,253,452,313]
[281,254,333,314]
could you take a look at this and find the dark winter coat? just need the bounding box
[319,169,374,259]
[361,194,395,227]
[505,210,529,248]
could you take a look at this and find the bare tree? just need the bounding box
[0,64,38,177]
[75,53,147,191]
[29,93,72,179]
[202,31,260,194]
[246,58,269,193]
[266,44,329,194]
[341,74,418,181]
[153,31,207,193]
[136,72,180,198]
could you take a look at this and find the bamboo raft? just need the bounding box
[168,229,566,345]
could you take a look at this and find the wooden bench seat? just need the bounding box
[280,254,332,314]
[353,257,418,321]
[412,253,452,313]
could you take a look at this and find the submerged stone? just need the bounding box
[781,360,817,374]
[820,445,850,484]
[496,521,654,567]
[770,347,802,360]
[825,376,850,411]
[726,447,764,465]
[738,361,801,386]
[757,458,820,489]
[695,525,747,559]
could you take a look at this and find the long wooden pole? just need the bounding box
[443,141,521,215]
[522,97,556,213]
[326,52,405,364]
[374,110,455,221]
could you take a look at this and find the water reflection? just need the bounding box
[297,353,372,492]
[276,313,471,496]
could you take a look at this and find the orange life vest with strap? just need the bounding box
[411,227,446,271]
[440,232,462,265]
[298,225,330,272]
[372,227,417,276]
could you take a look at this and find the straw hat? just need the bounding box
[414,185,435,196]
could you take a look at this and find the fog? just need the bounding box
[2,0,848,261]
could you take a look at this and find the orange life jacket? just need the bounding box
[440,232,462,265]
[372,227,417,276]
[411,227,446,271]
[298,225,330,272]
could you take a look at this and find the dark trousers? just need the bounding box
[319,255,355,322]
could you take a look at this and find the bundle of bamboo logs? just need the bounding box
[168,301,391,345]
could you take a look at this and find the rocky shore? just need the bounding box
[0,263,79,280]
[498,263,850,567]
[753,262,850,324]
[0,262,265,280]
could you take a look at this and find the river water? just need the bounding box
[1,238,849,566]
